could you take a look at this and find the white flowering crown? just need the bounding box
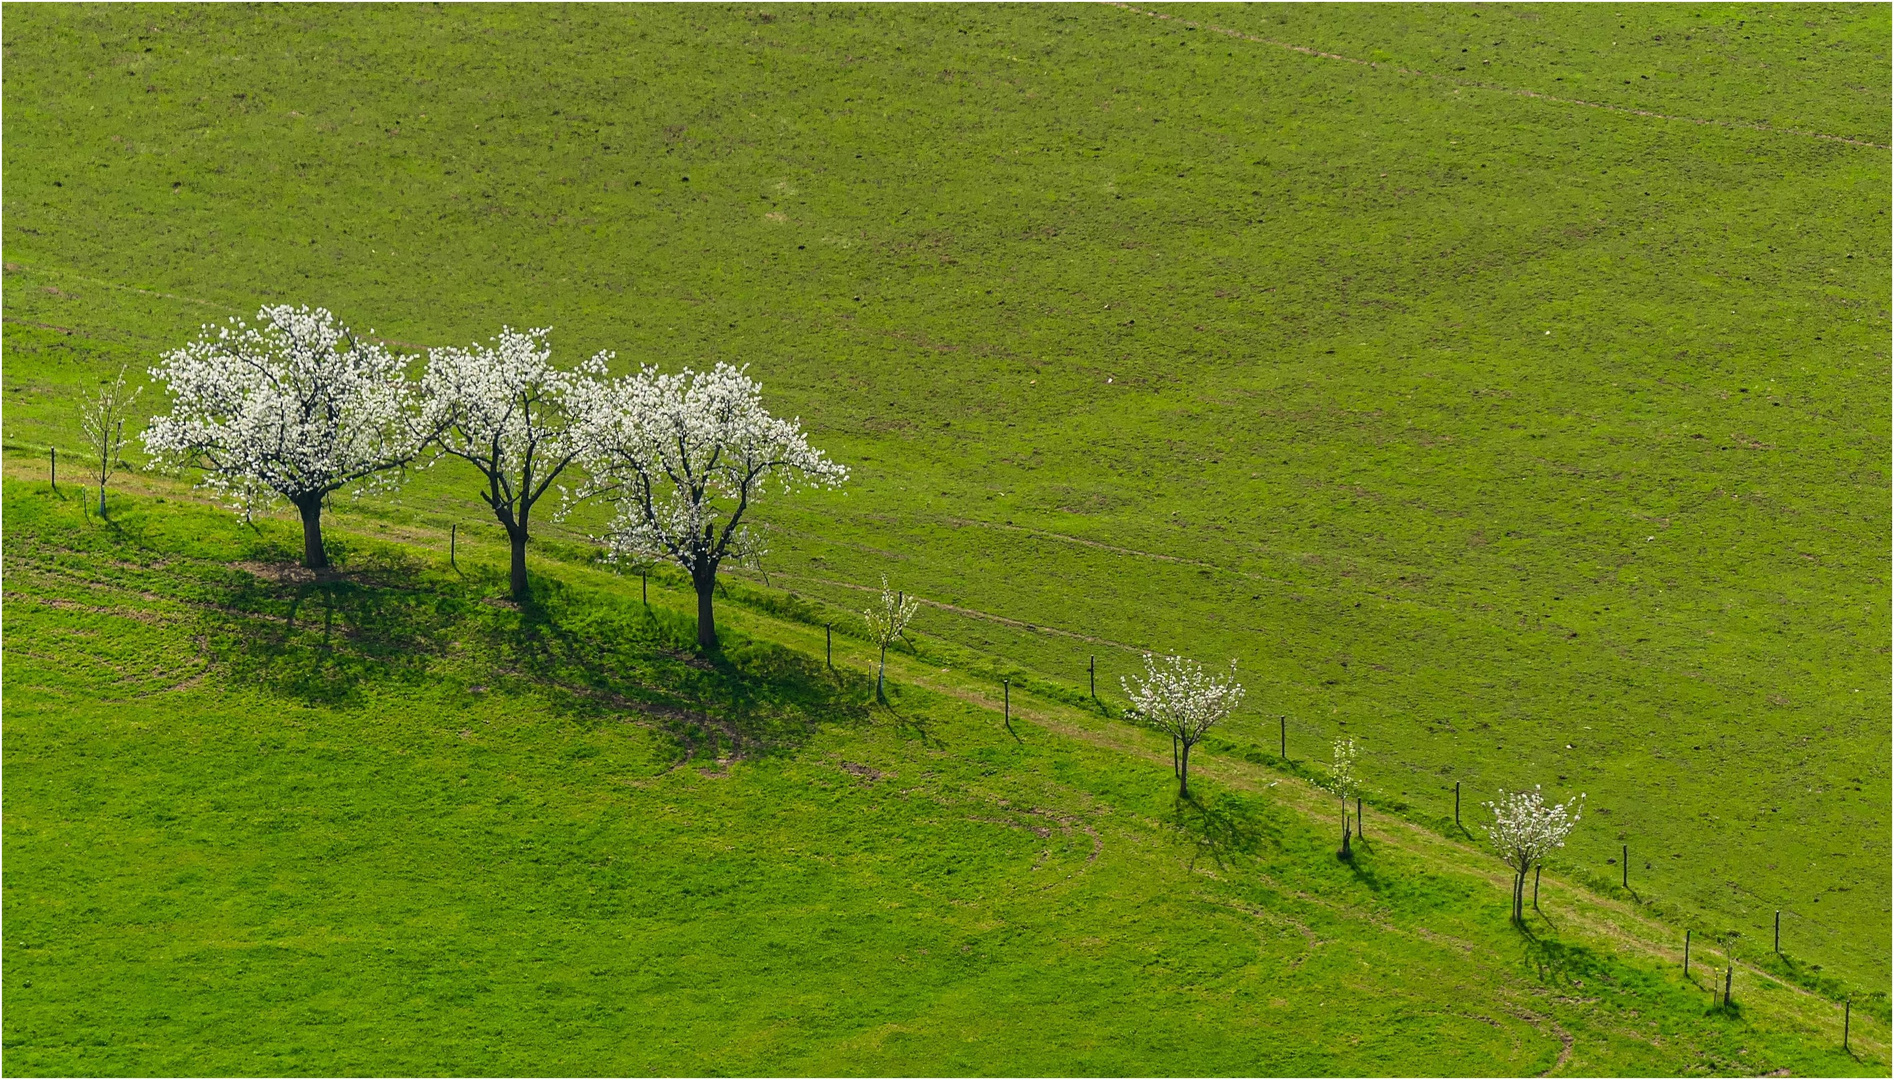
[1484,785,1585,873]
[143,304,422,517]
[862,577,920,648]
[423,325,601,487]
[1121,653,1245,742]
[574,362,848,570]
[1329,736,1360,800]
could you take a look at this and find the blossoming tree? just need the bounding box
[862,578,919,700]
[1485,785,1584,923]
[575,362,847,649]
[1329,736,1360,852]
[425,327,602,601]
[143,305,427,568]
[79,364,142,516]
[1121,653,1244,799]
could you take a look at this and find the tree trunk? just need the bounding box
[877,644,888,700]
[1177,740,1191,799]
[98,482,108,517]
[508,530,529,601]
[297,496,328,569]
[694,569,718,650]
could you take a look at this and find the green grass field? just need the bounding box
[3,3,1888,1073]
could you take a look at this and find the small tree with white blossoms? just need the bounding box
[1122,653,1244,799]
[1329,736,1360,852]
[79,365,142,516]
[575,362,847,650]
[425,327,602,601]
[862,578,919,701]
[144,305,428,568]
[1485,785,1584,923]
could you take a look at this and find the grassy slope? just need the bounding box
[1,0,1886,1020]
[3,480,1884,1075]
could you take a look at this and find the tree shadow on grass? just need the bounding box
[872,695,945,749]
[482,576,874,766]
[201,551,466,708]
[194,544,871,765]
[1172,791,1277,873]
[1515,926,1614,992]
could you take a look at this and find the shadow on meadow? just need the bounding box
[1172,791,1280,872]
[196,538,871,764]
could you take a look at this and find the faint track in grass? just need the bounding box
[758,568,1152,652]
[1108,2,1891,151]
[881,647,1885,1060]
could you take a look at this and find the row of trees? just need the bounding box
[1113,652,1580,917]
[141,305,846,647]
[130,305,1583,919]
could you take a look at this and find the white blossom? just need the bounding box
[424,326,603,598]
[862,577,920,699]
[1121,653,1244,798]
[1485,785,1584,921]
[143,305,425,566]
[573,361,846,648]
[1328,736,1360,802]
[79,364,142,516]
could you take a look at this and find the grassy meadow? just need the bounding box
[3,2,1889,1073]
[3,483,1884,1075]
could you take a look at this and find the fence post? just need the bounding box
[50,446,57,494]
[826,623,833,669]
[1454,781,1461,827]
[1357,795,1364,839]
[1844,997,1851,1050]
[1003,678,1012,734]
[1774,910,1780,954]
[1279,715,1286,760]
[1683,929,1690,975]
[450,523,458,570]
[1621,844,1628,888]
[1089,655,1096,701]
